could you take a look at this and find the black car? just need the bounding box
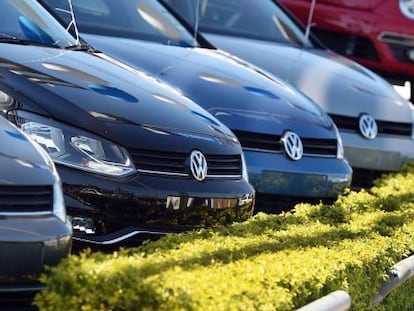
[0,0,255,248]
[0,114,72,308]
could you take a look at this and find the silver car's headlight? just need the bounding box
[400,0,414,20]
[15,111,136,177]
[28,134,67,223]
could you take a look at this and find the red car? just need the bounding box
[280,0,414,99]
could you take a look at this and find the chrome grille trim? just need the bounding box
[129,148,242,178]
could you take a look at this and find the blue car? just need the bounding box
[41,0,352,211]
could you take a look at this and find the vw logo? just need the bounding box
[359,114,378,139]
[282,131,303,161]
[190,150,208,181]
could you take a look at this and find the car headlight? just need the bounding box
[15,111,136,177]
[400,0,414,20]
[335,125,345,159]
[27,133,67,223]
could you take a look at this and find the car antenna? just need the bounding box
[305,0,317,40]
[193,0,200,46]
[55,0,80,46]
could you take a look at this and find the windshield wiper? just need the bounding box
[0,35,60,48]
[65,43,99,53]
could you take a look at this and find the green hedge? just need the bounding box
[34,163,414,310]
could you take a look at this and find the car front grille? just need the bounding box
[330,114,412,136]
[128,148,242,178]
[0,185,53,213]
[312,28,379,61]
[233,130,337,157]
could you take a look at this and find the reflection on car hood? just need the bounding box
[0,116,54,185]
[80,34,335,132]
[204,34,413,122]
[0,43,237,147]
[310,0,386,10]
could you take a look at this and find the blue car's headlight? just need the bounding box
[15,111,136,177]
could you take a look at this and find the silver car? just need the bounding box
[0,113,72,308]
[165,0,414,188]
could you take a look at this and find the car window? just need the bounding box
[0,0,76,47]
[164,0,311,47]
[44,0,197,47]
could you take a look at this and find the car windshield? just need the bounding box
[43,0,198,47]
[0,0,76,48]
[163,0,313,47]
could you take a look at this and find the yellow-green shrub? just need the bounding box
[34,163,414,310]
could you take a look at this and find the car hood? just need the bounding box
[204,33,413,123]
[80,34,335,135]
[0,117,54,185]
[308,0,386,10]
[0,43,238,149]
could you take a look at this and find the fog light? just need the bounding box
[407,49,414,62]
[71,217,96,234]
[239,193,254,206]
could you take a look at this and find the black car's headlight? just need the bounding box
[15,111,136,177]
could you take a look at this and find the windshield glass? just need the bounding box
[164,0,313,47]
[0,0,76,48]
[43,0,198,47]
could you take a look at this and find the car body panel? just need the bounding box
[0,44,237,145]
[203,33,410,122]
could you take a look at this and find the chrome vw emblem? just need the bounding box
[190,150,208,181]
[359,114,378,139]
[282,131,303,161]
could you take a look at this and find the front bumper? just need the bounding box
[58,166,255,246]
[340,131,414,171]
[244,149,352,198]
[0,216,72,280]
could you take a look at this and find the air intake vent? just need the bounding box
[0,185,53,213]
